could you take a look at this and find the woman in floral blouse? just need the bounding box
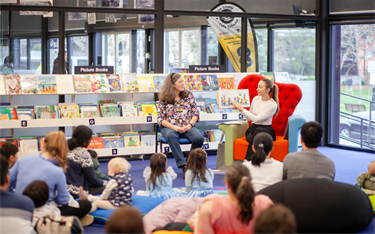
[157,73,204,177]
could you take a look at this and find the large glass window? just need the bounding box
[255,29,267,72]
[69,36,89,73]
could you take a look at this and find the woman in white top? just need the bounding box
[243,132,283,192]
[232,78,280,161]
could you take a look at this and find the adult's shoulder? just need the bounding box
[0,191,34,213]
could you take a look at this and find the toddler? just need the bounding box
[80,157,133,213]
[88,149,109,181]
[356,160,375,190]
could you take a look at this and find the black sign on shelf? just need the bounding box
[112,149,118,155]
[74,66,114,74]
[222,114,227,120]
[21,120,27,127]
[146,116,152,122]
[189,65,226,73]
[203,143,209,149]
[164,146,170,152]
[89,119,95,125]
[239,114,244,119]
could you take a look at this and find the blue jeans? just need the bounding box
[160,126,204,168]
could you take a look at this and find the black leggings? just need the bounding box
[58,200,92,219]
[245,124,276,161]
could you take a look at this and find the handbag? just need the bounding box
[216,132,227,171]
[36,216,83,234]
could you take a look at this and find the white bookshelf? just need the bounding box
[158,142,219,153]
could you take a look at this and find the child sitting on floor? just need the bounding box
[184,148,214,198]
[80,157,133,213]
[88,149,109,181]
[356,160,375,190]
[138,153,179,199]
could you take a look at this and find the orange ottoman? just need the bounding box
[234,136,288,162]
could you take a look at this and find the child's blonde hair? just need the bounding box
[108,157,131,173]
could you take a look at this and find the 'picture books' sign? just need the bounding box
[75,66,114,74]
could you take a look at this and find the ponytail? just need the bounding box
[44,131,68,172]
[225,162,255,224]
[67,125,93,150]
[271,84,279,117]
[251,132,274,167]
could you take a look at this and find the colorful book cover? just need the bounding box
[140,134,156,147]
[217,89,250,109]
[233,73,248,89]
[4,74,21,94]
[0,109,11,120]
[121,103,138,117]
[34,105,56,119]
[103,136,124,148]
[37,76,58,94]
[184,74,203,91]
[100,104,120,117]
[153,75,167,92]
[20,75,38,94]
[274,72,290,84]
[123,135,140,147]
[137,76,155,92]
[61,105,80,118]
[19,139,39,152]
[201,74,219,91]
[260,72,275,81]
[218,77,235,90]
[107,74,123,93]
[90,73,108,93]
[212,129,224,142]
[81,106,99,118]
[98,100,115,104]
[183,74,201,83]
[211,104,226,113]
[140,103,157,116]
[0,138,17,148]
[87,137,105,149]
[73,75,92,93]
[15,108,35,120]
[120,73,139,92]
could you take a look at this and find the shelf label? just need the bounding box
[21,120,27,127]
[222,114,227,120]
[112,149,118,155]
[146,116,152,122]
[239,114,244,119]
[202,143,209,149]
[89,119,95,125]
[164,146,170,152]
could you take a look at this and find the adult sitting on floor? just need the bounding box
[283,121,335,180]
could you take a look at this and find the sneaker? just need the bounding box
[80,215,94,226]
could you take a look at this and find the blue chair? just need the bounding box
[156,125,192,154]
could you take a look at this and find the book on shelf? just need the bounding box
[123,134,140,147]
[73,75,92,93]
[196,101,206,113]
[20,75,38,94]
[140,134,156,147]
[201,74,219,91]
[0,138,17,148]
[34,105,56,119]
[218,77,235,90]
[98,100,115,104]
[79,104,99,118]
[184,74,203,91]
[37,76,58,94]
[217,89,250,109]
[153,75,167,92]
[86,137,105,149]
[137,76,155,92]
[15,106,35,120]
[103,136,124,148]
[106,74,123,93]
[19,139,39,153]
[211,129,224,142]
[60,104,80,119]
[4,74,22,94]
[260,72,275,81]
[0,106,17,120]
[138,102,157,116]
[119,103,138,117]
[233,73,248,89]
[100,104,120,117]
[97,132,116,137]
[274,72,290,84]
[90,73,109,93]
[120,73,139,92]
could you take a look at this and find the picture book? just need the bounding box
[218,77,235,90]
[90,73,108,93]
[120,73,139,92]
[4,74,21,94]
[15,108,35,120]
[140,134,156,147]
[103,136,124,148]
[98,100,115,104]
[80,105,99,118]
[123,135,140,147]
[37,76,58,94]
[137,76,155,92]
[274,72,290,84]
[260,72,275,81]
[183,74,201,83]
[233,73,248,89]
[100,104,120,117]
[61,105,80,118]
[201,74,219,91]
[0,138,17,148]
[73,75,92,93]
[86,137,105,149]
[19,139,39,153]
[20,75,38,94]
[153,75,167,92]
[211,104,226,113]
[212,129,224,142]
[140,103,157,116]
[120,103,138,117]
[0,108,12,120]
[106,74,123,93]
[196,101,206,113]
[217,89,250,109]
[34,105,56,119]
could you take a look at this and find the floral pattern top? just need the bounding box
[157,92,200,127]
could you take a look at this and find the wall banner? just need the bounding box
[207,2,258,72]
